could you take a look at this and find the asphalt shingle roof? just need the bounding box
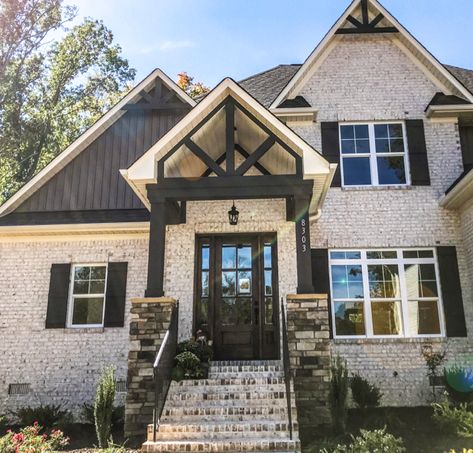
[238,63,473,108]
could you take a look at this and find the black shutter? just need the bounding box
[311,248,333,338]
[321,122,341,187]
[104,262,128,328]
[45,263,71,329]
[437,246,467,337]
[406,119,431,186]
[459,124,473,172]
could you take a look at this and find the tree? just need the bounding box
[177,71,210,98]
[0,0,136,203]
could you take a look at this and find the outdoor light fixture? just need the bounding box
[228,201,239,225]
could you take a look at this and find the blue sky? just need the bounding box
[65,0,473,87]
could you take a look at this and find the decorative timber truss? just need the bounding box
[122,78,191,111]
[144,95,314,298]
[336,0,398,34]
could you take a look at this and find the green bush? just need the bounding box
[350,374,382,410]
[177,339,213,363]
[324,428,405,453]
[0,422,69,452]
[12,404,72,429]
[81,403,124,428]
[0,415,8,434]
[432,400,473,437]
[329,356,349,435]
[173,351,207,380]
[94,366,116,448]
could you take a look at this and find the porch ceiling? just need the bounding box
[122,78,336,216]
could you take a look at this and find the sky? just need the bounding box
[64,0,473,88]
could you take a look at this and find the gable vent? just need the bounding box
[116,380,127,393]
[8,383,31,395]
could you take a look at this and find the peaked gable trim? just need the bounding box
[0,69,196,218]
[270,0,473,109]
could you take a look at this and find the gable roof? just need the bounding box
[238,63,473,109]
[0,69,196,217]
[268,0,473,108]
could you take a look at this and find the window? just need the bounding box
[329,249,443,338]
[68,264,108,327]
[340,122,409,187]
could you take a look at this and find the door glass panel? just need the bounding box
[221,298,236,324]
[202,246,210,270]
[222,271,236,296]
[265,297,273,325]
[238,246,252,268]
[201,271,209,297]
[264,245,272,268]
[222,246,236,269]
[238,270,252,295]
[264,270,272,296]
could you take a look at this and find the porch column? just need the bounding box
[145,201,167,297]
[294,196,314,294]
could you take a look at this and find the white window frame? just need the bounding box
[329,248,445,339]
[67,263,108,328]
[339,121,411,188]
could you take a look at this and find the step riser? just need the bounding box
[153,431,293,441]
[162,406,290,418]
[173,377,286,387]
[210,366,283,373]
[168,391,286,402]
[142,440,301,452]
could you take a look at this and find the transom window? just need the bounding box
[68,264,108,327]
[329,249,443,338]
[340,122,409,187]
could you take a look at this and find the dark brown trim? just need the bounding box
[235,144,271,176]
[235,137,275,176]
[226,101,235,175]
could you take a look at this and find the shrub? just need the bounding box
[177,339,213,363]
[432,400,473,437]
[94,366,116,448]
[328,427,405,453]
[0,415,8,434]
[173,351,207,380]
[329,356,349,434]
[350,374,382,410]
[81,403,124,428]
[12,404,72,429]
[0,422,69,452]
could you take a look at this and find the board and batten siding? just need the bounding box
[16,85,187,213]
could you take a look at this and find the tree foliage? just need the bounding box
[0,0,136,203]
[177,71,210,98]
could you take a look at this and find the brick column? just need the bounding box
[286,294,331,430]
[124,297,177,443]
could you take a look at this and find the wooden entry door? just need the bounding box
[195,234,279,360]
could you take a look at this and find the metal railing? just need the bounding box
[152,303,178,442]
[280,297,293,440]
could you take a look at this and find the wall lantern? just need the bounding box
[228,201,239,225]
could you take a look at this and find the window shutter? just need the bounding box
[311,248,333,338]
[406,119,431,186]
[45,263,71,329]
[437,246,467,337]
[104,262,128,328]
[459,124,473,172]
[321,122,341,187]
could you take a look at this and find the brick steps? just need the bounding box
[145,360,300,452]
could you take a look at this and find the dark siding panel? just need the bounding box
[437,246,467,337]
[311,249,332,338]
[459,123,473,172]
[16,82,186,213]
[45,263,71,328]
[406,119,431,186]
[321,122,341,187]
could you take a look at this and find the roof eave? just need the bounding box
[426,104,473,119]
[440,170,473,210]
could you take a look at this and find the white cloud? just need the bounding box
[139,40,197,54]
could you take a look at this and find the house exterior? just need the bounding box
[2,0,473,443]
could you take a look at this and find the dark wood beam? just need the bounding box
[226,101,235,175]
[147,175,313,202]
[346,15,363,28]
[185,139,226,177]
[235,144,271,175]
[236,137,275,176]
[139,89,156,104]
[336,26,398,34]
[361,0,369,25]
[370,13,385,27]
[154,78,162,100]
[294,196,314,294]
[201,152,227,177]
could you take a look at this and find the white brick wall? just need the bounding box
[0,237,148,416]
[293,34,473,405]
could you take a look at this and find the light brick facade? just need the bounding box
[1,28,473,417]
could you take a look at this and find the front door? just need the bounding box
[195,234,279,360]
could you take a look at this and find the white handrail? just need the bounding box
[153,330,170,368]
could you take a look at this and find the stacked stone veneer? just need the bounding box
[124,298,176,442]
[286,294,331,430]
